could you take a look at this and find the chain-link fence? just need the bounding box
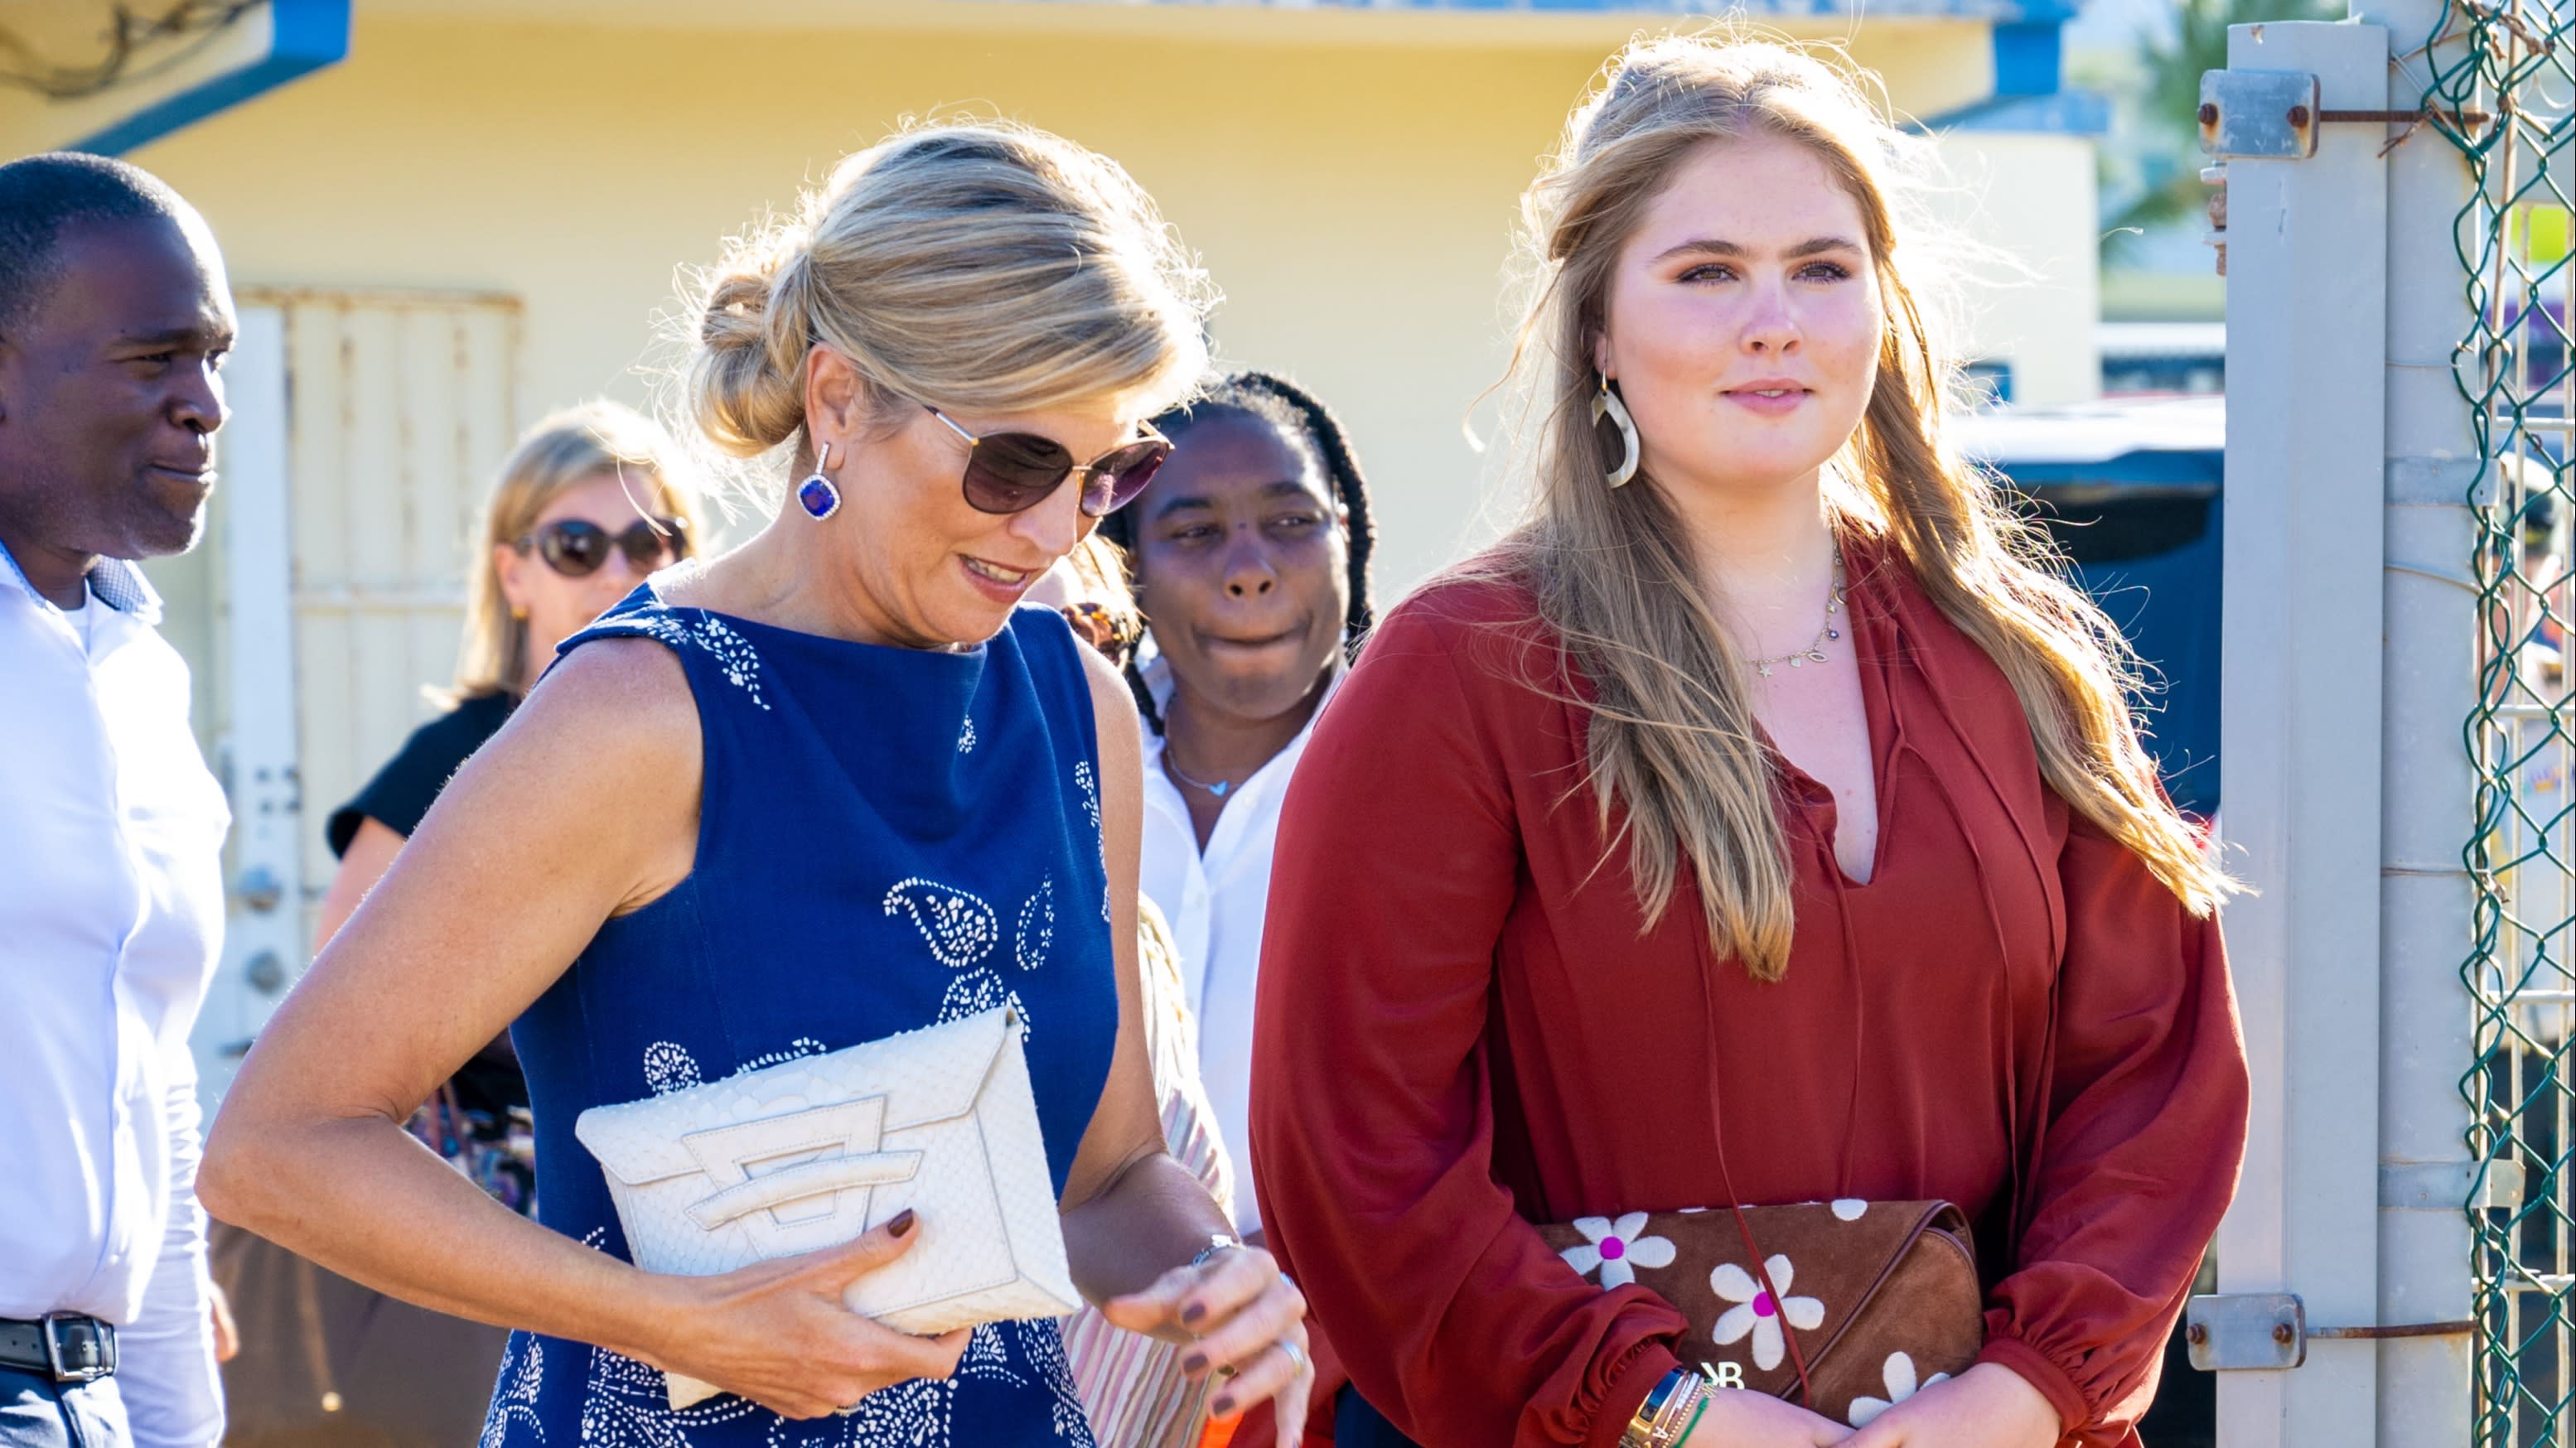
[2426,2,2576,1440]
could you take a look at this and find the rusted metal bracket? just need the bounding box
[2201,70,2322,157]
[2186,1293,2478,1370]
[2199,68,2492,159]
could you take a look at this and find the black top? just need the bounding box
[326,689,524,1118]
[326,691,515,856]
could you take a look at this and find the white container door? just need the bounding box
[191,290,520,1108]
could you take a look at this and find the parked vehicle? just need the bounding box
[1955,395,2226,819]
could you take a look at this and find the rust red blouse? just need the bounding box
[1249,547,2248,1448]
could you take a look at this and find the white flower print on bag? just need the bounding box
[1845,1350,1950,1427]
[1708,1255,1826,1372]
[1559,1212,1678,1289]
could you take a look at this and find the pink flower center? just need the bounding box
[1601,1237,1626,1262]
[1753,1292,1777,1318]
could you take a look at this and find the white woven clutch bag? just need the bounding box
[575,1006,1080,1409]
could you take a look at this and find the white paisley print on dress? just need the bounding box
[581,1344,760,1447]
[643,1043,703,1097]
[884,876,1040,1039]
[480,1336,545,1448]
[1010,1320,1099,1445]
[626,611,771,712]
[1073,763,1100,832]
[1709,1255,1827,1372]
[885,880,1001,968]
[1015,879,1055,972]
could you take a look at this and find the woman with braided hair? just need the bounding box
[1095,371,1373,1253]
[1085,370,1370,1447]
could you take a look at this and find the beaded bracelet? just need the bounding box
[1672,1388,1712,1448]
[1654,1377,1706,1448]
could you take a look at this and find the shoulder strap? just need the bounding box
[1694,961,1820,1407]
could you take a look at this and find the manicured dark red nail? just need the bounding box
[1212,1397,1237,1417]
[888,1209,916,1238]
[1181,1302,1207,1325]
[1182,1352,1208,1374]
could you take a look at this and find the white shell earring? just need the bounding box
[796,442,842,520]
[1591,374,1641,489]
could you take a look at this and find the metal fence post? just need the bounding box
[2213,20,2392,1448]
[2351,0,2482,1442]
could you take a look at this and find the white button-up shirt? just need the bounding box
[1135,661,1339,1238]
[0,542,228,1445]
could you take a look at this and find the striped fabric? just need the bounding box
[1063,897,1238,1448]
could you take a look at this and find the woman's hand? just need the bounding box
[634,1211,971,1419]
[1679,1385,1849,1447]
[1834,1363,2061,1448]
[1099,1243,1311,1430]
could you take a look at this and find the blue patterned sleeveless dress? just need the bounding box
[479,583,1119,1448]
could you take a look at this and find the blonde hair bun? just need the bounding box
[688,119,1216,463]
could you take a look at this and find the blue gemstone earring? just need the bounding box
[796,442,842,521]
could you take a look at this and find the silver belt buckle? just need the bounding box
[40,1313,112,1384]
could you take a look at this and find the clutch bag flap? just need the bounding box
[1535,1199,1982,1431]
[575,1006,1079,1410]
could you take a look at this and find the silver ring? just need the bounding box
[1278,1339,1309,1376]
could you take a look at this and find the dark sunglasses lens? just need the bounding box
[539,521,608,577]
[961,432,1075,515]
[1083,441,1172,518]
[616,520,684,569]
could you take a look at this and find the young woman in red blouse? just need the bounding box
[1249,35,2248,1448]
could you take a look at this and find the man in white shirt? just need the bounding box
[0,152,239,1448]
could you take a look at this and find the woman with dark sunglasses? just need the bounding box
[210,400,703,1447]
[201,120,1308,1448]
[315,401,702,948]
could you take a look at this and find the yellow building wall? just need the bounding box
[115,7,2052,602]
[1933,131,2103,408]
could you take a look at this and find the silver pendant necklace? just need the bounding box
[1747,546,1847,679]
[1161,749,1240,799]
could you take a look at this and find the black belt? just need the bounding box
[0,1315,116,1383]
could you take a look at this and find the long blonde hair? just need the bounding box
[452,401,708,701]
[1490,34,2228,980]
[687,119,1214,471]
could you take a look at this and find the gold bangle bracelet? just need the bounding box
[1621,1368,1689,1448]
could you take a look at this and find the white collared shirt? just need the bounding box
[1135,659,1340,1237]
[0,542,229,1446]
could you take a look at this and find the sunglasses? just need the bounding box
[515,517,689,578]
[1058,600,1143,666]
[926,408,1172,519]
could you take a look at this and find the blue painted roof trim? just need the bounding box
[1918,88,2110,135]
[1991,20,2061,97]
[71,0,349,157]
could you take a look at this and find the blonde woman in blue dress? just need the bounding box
[200,121,1310,1447]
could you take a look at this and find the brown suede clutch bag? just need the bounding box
[1535,1199,1984,1432]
